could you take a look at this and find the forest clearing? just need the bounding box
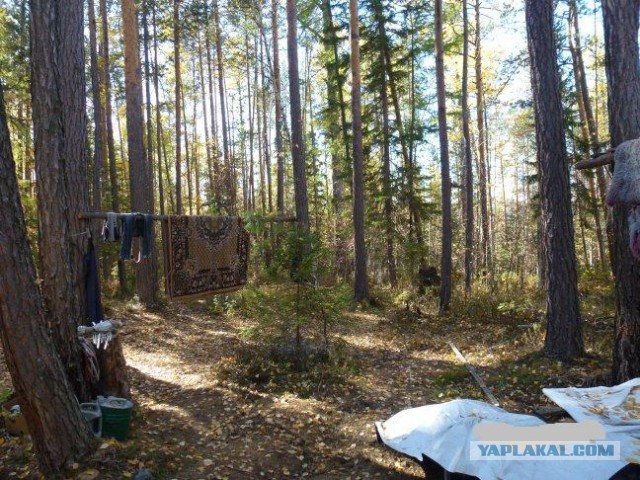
[2,0,640,478]
[0,279,617,479]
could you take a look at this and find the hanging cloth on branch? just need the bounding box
[120,213,153,262]
[162,215,250,300]
[85,238,104,324]
[101,211,120,242]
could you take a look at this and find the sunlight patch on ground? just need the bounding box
[125,347,206,387]
[143,401,192,420]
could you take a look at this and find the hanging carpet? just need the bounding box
[163,215,250,300]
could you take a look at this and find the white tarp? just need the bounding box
[543,378,640,435]
[375,399,633,480]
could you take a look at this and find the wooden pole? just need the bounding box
[575,149,615,170]
[79,212,297,223]
[448,341,500,406]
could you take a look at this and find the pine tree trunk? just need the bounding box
[273,0,286,214]
[101,0,125,292]
[241,96,249,211]
[142,0,155,213]
[31,0,91,397]
[249,79,260,214]
[260,31,273,213]
[198,33,214,206]
[350,0,368,301]
[214,0,233,211]
[525,0,583,360]
[152,3,165,215]
[379,19,397,287]
[462,0,474,293]
[0,85,95,474]
[287,0,310,232]
[122,0,158,305]
[89,0,104,217]
[246,32,255,212]
[475,0,491,275]
[181,83,193,215]
[602,0,640,382]
[205,15,221,209]
[191,58,201,214]
[567,0,607,270]
[435,0,452,313]
[174,0,183,214]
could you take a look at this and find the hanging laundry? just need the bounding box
[82,239,102,383]
[163,215,250,300]
[101,211,120,242]
[85,238,104,324]
[120,213,153,261]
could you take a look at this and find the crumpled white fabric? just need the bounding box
[544,378,640,434]
[376,398,634,480]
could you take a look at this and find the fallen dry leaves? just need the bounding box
[0,282,615,479]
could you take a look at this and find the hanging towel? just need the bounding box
[101,212,120,242]
[120,213,154,261]
[162,215,250,300]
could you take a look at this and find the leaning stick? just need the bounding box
[575,148,615,170]
[448,341,500,406]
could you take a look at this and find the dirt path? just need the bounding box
[118,299,427,479]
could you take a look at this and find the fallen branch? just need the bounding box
[447,341,500,407]
[575,148,615,170]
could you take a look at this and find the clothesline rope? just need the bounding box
[79,212,297,223]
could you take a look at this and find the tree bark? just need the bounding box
[31,0,91,396]
[462,0,474,293]
[525,0,583,360]
[181,83,193,214]
[435,0,452,313]
[378,18,397,287]
[89,0,104,217]
[272,0,286,214]
[122,0,158,305]
[0,84,95,475]
[191,58,201,214]
[567,0,607,270]
[198,33,214,207]
[100,0,125,291]
[287,0,311,232]
[475,0,491,274]
[260,26,273,213]
[246,31,255,212]
[205,11,221,209]
[174,0,183,214]
[602,0,640,382]
[142,0,155,213]
[350,0,368,301]
[214,0,234,211]
[152,2,165,215]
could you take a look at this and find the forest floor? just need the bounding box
[0,275,616,479]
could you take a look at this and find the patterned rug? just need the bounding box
[163,216,250,300]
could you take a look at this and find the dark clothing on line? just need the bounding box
[120,213,153,261]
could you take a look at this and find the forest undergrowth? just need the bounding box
[0,271,616,479]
